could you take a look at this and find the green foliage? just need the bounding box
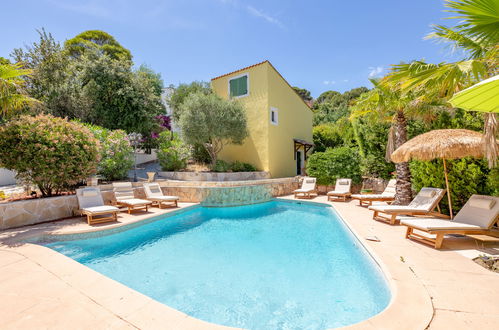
[157,131,190,171]
[191,142,212,164]
[212,160,231,172]
[292,86,312,102]
[0,114,99,197]
[0,63,38,118]
[64,30,132,61]
[306,147,362,185]
[313,87,368,125]
[486,167,499,196]
[230,161,257,172]
[312,124,343,152]
[410,158,492,213]
[179,92,248,167]
[169,81,212,121]
[83,123,134,181]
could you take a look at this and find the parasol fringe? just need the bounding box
[483,112,498,168]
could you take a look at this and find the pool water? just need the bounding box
[45,201,390,330]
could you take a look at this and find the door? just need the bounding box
[296,150,303,175]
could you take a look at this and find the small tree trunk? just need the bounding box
[393,110,412,205]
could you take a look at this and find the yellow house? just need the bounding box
[211,61,313,178]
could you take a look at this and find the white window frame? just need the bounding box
[270,107,279,126]
[228,73,249,99]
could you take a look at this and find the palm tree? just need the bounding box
[351,80,442,205]
[384,0,498,166]
[0,63,38,118]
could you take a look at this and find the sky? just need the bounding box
[1,0,462,97]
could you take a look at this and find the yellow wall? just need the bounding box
[211,62,313,178]
[211,63,270,172]
[267,65,313,178]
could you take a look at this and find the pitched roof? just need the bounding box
[211,60,312,109]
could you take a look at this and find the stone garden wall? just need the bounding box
[0,177,299,230]
[157,171,270,181]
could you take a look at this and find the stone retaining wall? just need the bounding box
[0,177,299,230]
[157,171,270,181]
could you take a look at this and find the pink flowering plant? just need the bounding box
[84,124,134,181]
[0,114,100,197]
[157,131,191,171]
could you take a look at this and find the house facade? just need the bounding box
[211,61,313,178]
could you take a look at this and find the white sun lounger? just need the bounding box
[400,195,499,249]
[351,179,396,206]
[327,178,352,202]
[113,182,152,214]
[368,187,447,225]
[143,182,179,208]
[294,177,317,199]
[76,187,119,225]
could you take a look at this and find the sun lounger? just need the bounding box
[112,182,152,213]
[143,183,179,208]
[327,178,352,202]
[294,177,317,199]
[76,187,119,225]
[368,187,447,225]
[400,195,499,249]
[351,179,396,207]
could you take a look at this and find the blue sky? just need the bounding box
[1,0,460,97]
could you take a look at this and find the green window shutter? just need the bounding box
[229,75,248,97]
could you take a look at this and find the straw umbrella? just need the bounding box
[390,129,494,219]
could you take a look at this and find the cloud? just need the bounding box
[246,5,284,29]
[323,80,336,85]
[343,79,349,82]
[368,66,384,78]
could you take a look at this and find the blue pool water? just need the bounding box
[45,201,390,330]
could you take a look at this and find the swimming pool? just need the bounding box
[45,200,390,330]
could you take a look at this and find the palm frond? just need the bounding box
[425,24,488,59]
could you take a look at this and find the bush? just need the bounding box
[191,142,211,164]
[312,124,343,152]
[306,147,362,185]
[84,124,134,181]
[0,114,99,196]
[410,157,493,213]
[157,131,190,171]
[230,161,257,172]
[212,160,231,172]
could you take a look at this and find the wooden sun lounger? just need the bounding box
[294,177,317,199]
[327,178,352,202]
[113,182,152,214]
[76,187,119,225]
[351,179,396,207]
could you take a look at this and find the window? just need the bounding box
[229,74,249,98]
[270,107,278,125]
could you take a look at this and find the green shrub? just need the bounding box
[157,131,190,171]
[191,142,211,164]
[410,157,492,213]
[230,161,257,172]
[212,160,231,172]
[312,124,343,152]
[306,147,362,185]
[0,114,99,196]
[84,124,134,181]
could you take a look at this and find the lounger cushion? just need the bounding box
[338,179,350,185]
[327,191,351,195]
[118,198,152,206]
[419,190,436,198]
[400,218,483,231]
[149,196,179,201]
[82,190,99,197]
[369,205,425,212]
[82,205,119,213]
[469,198,495,210]
[351,193,395,199]
[294,188,314,193]
[305,179,315,184]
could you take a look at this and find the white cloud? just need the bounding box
[343,79,349,82]
[246,5,284,29]
[368,66,384,78]
[323,80,336,85]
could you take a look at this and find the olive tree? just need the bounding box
[179,92,248,168]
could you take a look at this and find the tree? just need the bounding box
[312,87,368,125]
[351,79,442,204]
[64,30,132,61]
[292,86,313,103]
[169,81,211,121]
[179,92,248,168]
[384,0,498,167]
[0,63,38,118]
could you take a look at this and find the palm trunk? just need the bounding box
[393,110,412,205]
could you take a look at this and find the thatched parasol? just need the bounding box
[391,129,494,219]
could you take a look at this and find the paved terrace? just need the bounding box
[0,196,498,329]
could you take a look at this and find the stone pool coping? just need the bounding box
[0,198,442,329]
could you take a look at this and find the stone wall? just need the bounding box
[157,171,270,181]
[0,177,299,230]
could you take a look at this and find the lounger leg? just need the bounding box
[390,214,397,225]
[87,214,92,225]
[145,205,148,212]
[405,227,412,238]
[128,206,132,214]
[435,233,445,249]
[175,200,178,207]
[372,210,378,220]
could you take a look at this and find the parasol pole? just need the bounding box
[442,158,453,219]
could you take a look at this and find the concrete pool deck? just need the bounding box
[0,197,498,329]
